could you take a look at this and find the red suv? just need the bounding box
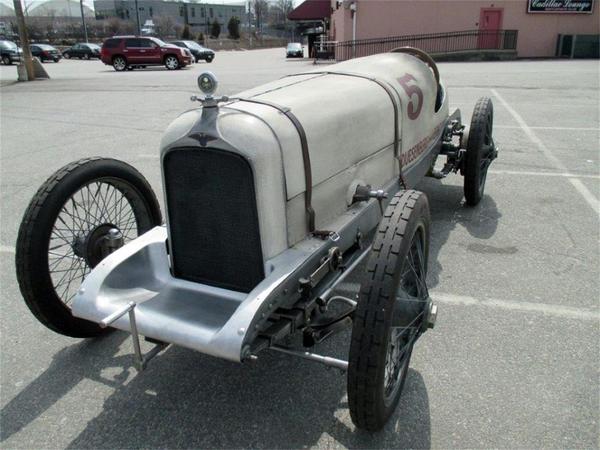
[101,36,192,71]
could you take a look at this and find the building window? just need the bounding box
[209,7,213,17]
[149,6,152,16]
[191,7,195,17]
[125,9,129,18]
[201,7,205,17]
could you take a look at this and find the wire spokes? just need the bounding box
[48,180,142,307]
[384,228,428,401]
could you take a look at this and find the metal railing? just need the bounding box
[315,29,518,62]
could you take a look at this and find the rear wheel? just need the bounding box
[15,158,162,337]
[164,55,179,70]
[84,53,90,60]
[63,52,70,59]
[463,97,495,206]
[112,56,126,71]
[348,190,433,431]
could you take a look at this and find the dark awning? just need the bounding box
[288,0,330,21]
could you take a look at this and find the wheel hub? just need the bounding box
[73,223,123,268]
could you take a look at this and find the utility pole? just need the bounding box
[79,0,88,42]
[12,0,34,80]
[134,0,141,35]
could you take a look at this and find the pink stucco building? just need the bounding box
[328,0,599,57]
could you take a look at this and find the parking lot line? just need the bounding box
[488,169,600,179]
[491,88,600,216]
[433,292,600,321]
[334,283,599,321]
[496,125,600,132]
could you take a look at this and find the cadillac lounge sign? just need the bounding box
[528,0,594,12]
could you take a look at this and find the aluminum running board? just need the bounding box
[100,302,169,371]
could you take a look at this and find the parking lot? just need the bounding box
[0,49,598,448]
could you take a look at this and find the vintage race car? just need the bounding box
[15,47,496,431]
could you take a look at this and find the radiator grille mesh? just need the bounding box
[163,147,264,293]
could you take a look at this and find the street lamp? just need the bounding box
[134,0,141,35]
[79,0,88,42]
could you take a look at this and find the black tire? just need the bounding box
[2,55,10,65]
[348,190,431,431]
[112,55,127,71]
[463,97,495,206]
[84,53,90,60]
[206,56,213,63]
[63,52,70,59]
[15,157,162,338]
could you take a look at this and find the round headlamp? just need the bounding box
[197,72,218,96]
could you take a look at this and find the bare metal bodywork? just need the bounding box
[72,52,451,362]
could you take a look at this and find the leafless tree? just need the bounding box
[252,0,268,31]
[107,17,122,35]
[273,0,293,33]
[154,15,175,38]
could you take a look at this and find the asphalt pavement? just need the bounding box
[0,49,598,449]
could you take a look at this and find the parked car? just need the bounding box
[62,43,101,59]
[100,36,192,71]
[0,39,21,65]
[170,40,214,63]
[30,44,61,62]
[286,42,303,58]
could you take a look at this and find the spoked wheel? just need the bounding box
[15,158,162,337]
[348,190,435,431]
[463,97,496,206]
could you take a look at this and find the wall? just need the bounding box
[330,0,600,57]
[94,0,245,33]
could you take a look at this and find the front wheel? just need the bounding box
[205,56,213,63]
[348,190,433,431]
[2,55,11,65]
[164,55,179,70]
[63,52,70,59]
[84,53,90,60]
[15,158,162,337]
[463,97,496,206]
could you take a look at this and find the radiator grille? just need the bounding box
[163,147,265,293]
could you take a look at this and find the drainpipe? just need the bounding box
[350,1,356,57]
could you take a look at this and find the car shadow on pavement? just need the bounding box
[417,178,501,289]
[0,331,131,442]
[100,67,194,73]
[0,325,431,448]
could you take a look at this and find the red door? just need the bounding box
[478,9,503,49]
